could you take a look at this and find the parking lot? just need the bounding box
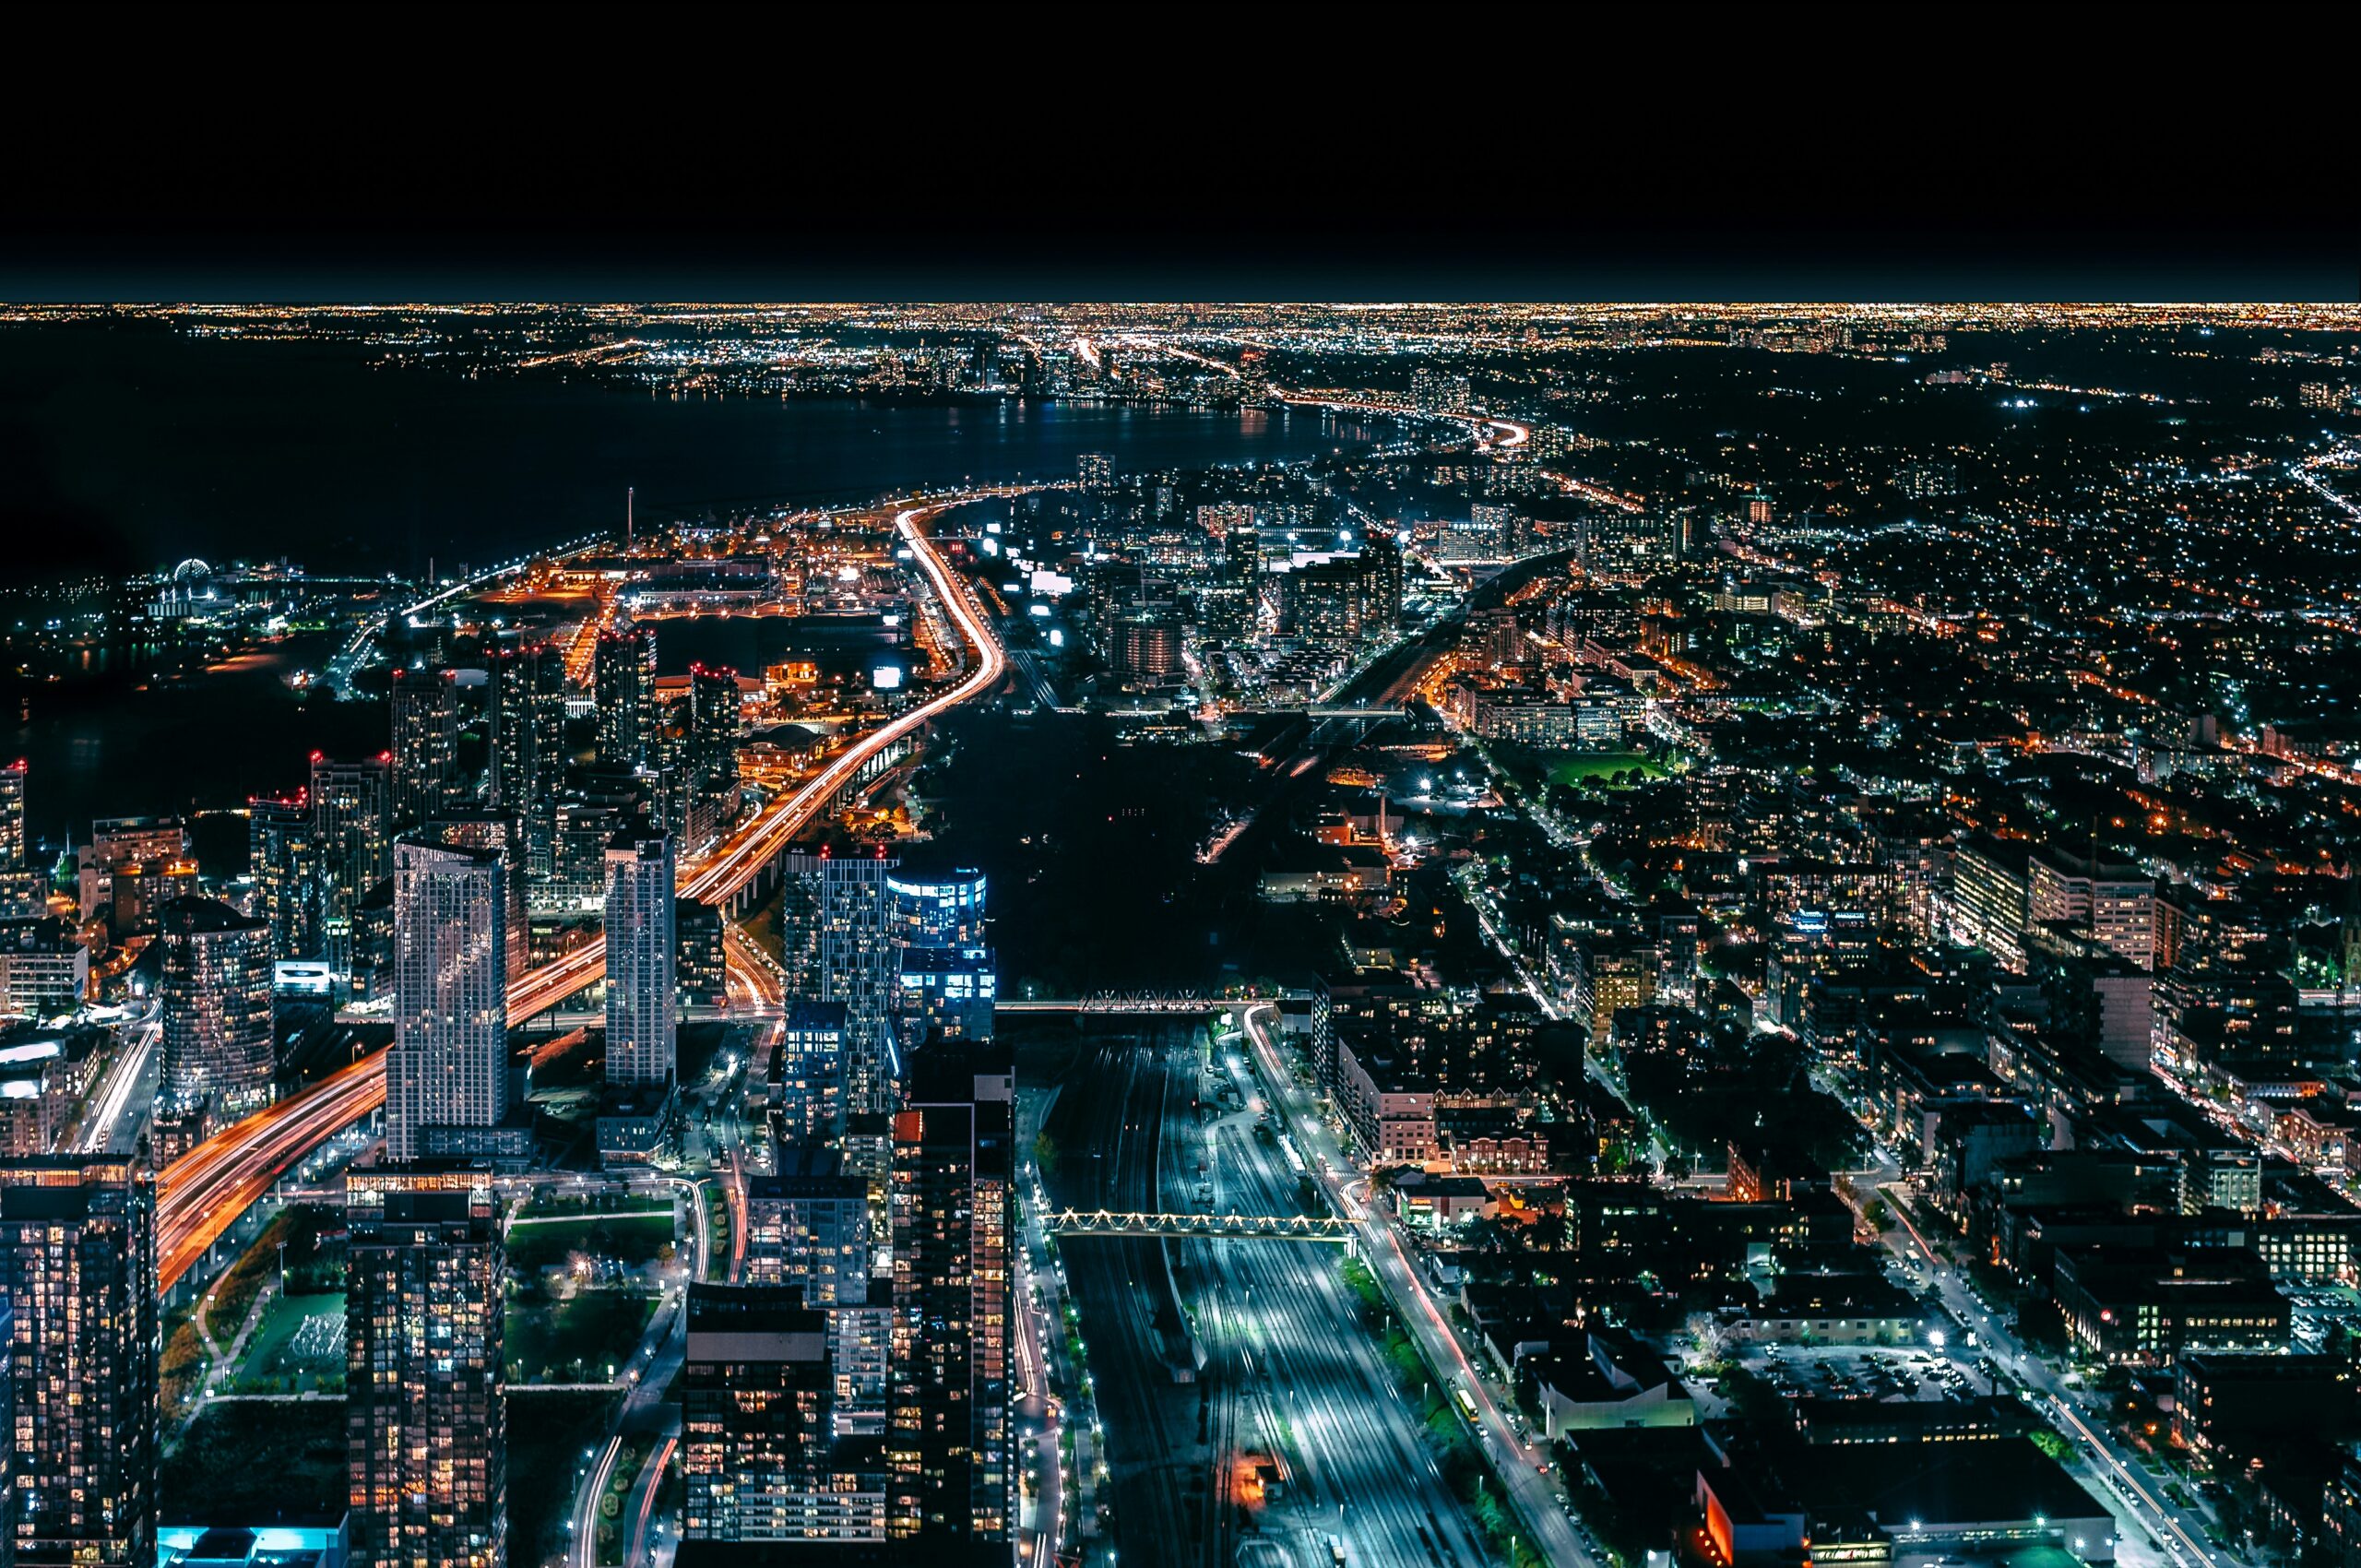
[1701,1343,2006,1413]
[2285,1281,2361,1351]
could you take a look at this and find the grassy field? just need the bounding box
[506,1211,677,1273]
[1547,752,1664,786]
[233,1291,346,1393]
[508,1289,658,1384]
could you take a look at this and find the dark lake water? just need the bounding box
[0,319,1360,581]
[0,320,1378,848]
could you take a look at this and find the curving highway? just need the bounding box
[154,496,1012,1291]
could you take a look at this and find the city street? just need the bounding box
[1864,1185,2237,1568]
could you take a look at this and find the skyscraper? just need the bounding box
[744,1145,870,1307]
[0,760,35,918]
[386,841,507,1163]
[345,1167,504,1568]
[594,624,658,771]
[1283,554,1364,647]
[602,831,676,1088]
[0,1292,15,1564]
[154,897,276,1125]
[896,945,998,1048]
[0,760,22,876]
[247,790,316,964]
[783,848,900,1115]
[676,898,727,1009]
[687,662,742,810]
[0,1155,156,1568]
[486,637,568,883]
[1225,524,1261,585]
[889,1048,1014,1548]
[311,754,391,997]
[389,667,461,832]
[681,1283,886,1547]
[1358,530,1405,636]
[887,863,995,1051]
[772,1001,847,1146]
[421,809,530,985]
[886,864,987,950]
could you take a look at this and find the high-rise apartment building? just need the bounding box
[2030,849,2155,971]
[773,1001,847,1147]
[1358,531,1405,635]
[687,663,742,811]
[154,897,276,1123]
[1224,525,1261,586]
[887,865,987,950]
[681,1284,887,1547]
[1282,555,1364,648]
[744,1145,871,1307]
[783,849,900,1115]
[594,624,658,771]
[676,899,727,1010]
[487,637,569,884]
[896,946,998,1049]
[312,754,391,996]
[603,832,676,1088]
[421,810,530,985]
[386,842,508,1163]
[1950,837,2032,973]
[0,1156,156,1568]
[0,1292,15,1562]
[345,1167,505,1568]
[0,760,36,918]
[247,790,316,963]
[888,865,994,1053]
[0,760,21,877]
[389,667,461,832]
[889,1048,1014,1548]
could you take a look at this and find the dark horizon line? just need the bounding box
[5,240,2357,309]
[9,287,2360,307]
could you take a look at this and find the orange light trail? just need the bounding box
[154,495,1013,1290]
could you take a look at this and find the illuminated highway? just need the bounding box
[76,1007,158,1155]
[718,922,787,1281]
[153,493,1012,1291]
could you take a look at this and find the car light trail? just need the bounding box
[153,495,1010,1290]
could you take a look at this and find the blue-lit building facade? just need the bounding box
[896,945,997,1047]
[773,1001,848,1148]
[887,866,995,1054]
[885,866,986,950]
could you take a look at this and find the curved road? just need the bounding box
[155,493,1014,1290]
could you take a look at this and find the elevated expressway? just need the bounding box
[155,498,1010,1289]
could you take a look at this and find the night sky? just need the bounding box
[6,25,2352,304]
